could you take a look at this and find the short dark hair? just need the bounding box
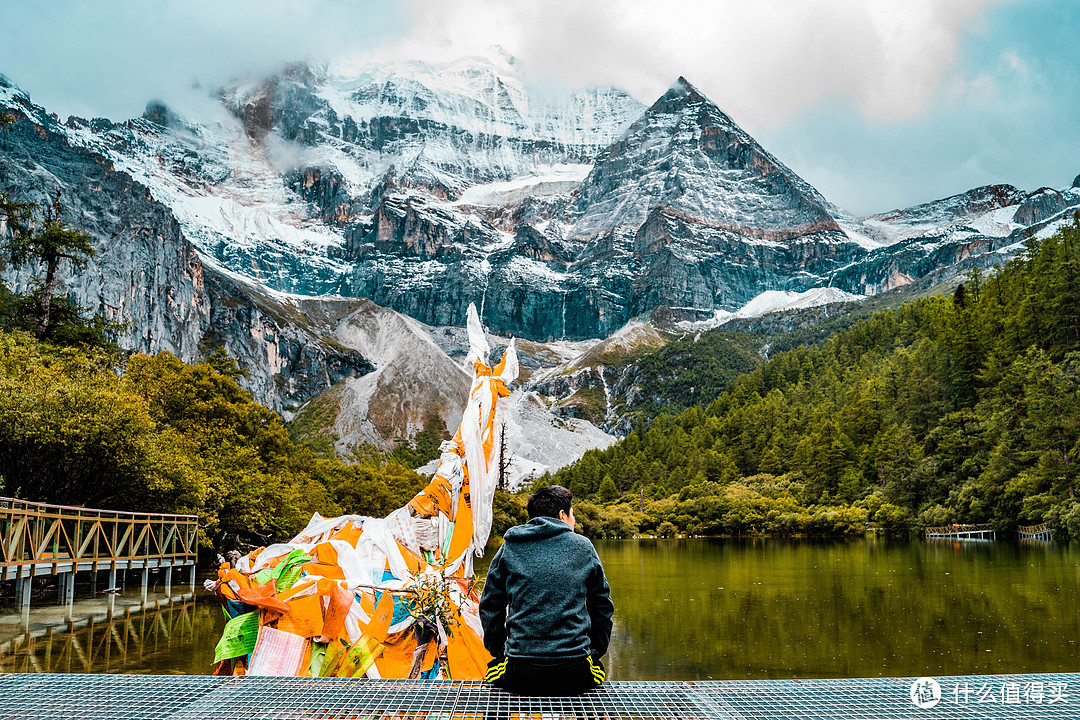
[527,485,573,520]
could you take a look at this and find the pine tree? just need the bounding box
[0,193,35,247]
[4,191,95,338]
[597,475,618,502]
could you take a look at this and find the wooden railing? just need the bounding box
[1018,522,1053,540]
[0,497,197,573]
[925,523,995,535]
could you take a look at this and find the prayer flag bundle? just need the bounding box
[207,304,517,679]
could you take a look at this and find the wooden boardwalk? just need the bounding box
[925,523,996,540]
[1018,522,1053,541]
[0,497,197,620]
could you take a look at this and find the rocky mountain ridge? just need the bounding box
[0,76,371,413]
[3,57,1080,477]
[8,56,1075,346]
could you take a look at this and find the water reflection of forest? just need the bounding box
[0,595,195,674]
[598,537,1080,680]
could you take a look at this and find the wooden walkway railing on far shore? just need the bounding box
[1018,522,1053,541]
[0,497,198,615]
[925,523,996,540]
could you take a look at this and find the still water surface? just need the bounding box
[2,538,1077,679]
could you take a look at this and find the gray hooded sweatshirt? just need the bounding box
[479,516,614,661]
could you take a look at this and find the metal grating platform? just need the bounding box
[0,672,1075,719]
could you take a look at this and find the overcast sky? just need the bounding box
[0,0,1076,215]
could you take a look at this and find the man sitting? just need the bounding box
[479,485,614,695]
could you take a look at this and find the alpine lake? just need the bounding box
[2,537,1077,679]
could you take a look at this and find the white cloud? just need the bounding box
[2,0,1009,129]
[366,0,1008,130]
[1002,50,1028,76]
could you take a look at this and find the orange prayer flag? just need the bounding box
[396,540,423,575]
[223,569,251,590]
[409,474,454,518]
[492,351,509,376]
[321,583,354,642]
[278,578,317,602]
[313,542,339,566]
[216,582,241,603]
[237,582,289,613]
[286,593,325,638]
[329,521,362,547]
[367,591,396,643]
[301,562,345,580]
[298,641,313,677]
[421,639,439,672]
[358,590,376,615]
[276,614,299,636]
[408,493,437,517]
[445,610,493,679]
[447,485,474,560]
[374,628,417,678]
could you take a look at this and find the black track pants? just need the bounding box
[485,655,606,696]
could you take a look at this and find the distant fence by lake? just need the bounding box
[0,497,197,616]
[924,523,996,540]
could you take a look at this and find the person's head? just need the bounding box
[527,485,575,529]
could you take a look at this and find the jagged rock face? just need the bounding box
[627,207,862,314]
[285,166,353,223]
[1014,187,1068,225]
[867,184,1024,230]
[831,230,995,295]
[0,84,210,360]
[200,278,374,410]
[222,57,644,198]
[320,75,872,337]
[557,77,862,314]
[6,57,1080,348]
[0,77,372,412]
[844,182,1080,294]
[571,78,840,241]
[315,299,472,452]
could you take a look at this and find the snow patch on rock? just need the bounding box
[674,287,864,331]
[497,390,617,489]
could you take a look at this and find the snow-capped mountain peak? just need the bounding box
[570,74,841,242]
[2,59,1078,350]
